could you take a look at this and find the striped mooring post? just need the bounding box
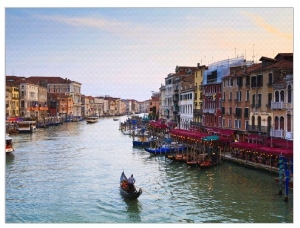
[278,155,283,195]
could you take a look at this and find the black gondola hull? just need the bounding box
[120,172,142,199]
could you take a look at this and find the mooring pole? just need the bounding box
[284,158,289,202]
[278,155,283,195]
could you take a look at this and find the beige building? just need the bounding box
[6,84,19,118]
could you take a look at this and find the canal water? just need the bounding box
[5,115,293,223]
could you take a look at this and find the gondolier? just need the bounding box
[128,174,136,193]
[120,172,142,199]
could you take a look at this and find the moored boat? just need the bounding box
[120,172,142,199]
[18,121,37,133]
[144,144,186,155]
[6,134,14,153]
[86,116,98,123]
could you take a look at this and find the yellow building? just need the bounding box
[6,85,19,118]
[191,64,206,130]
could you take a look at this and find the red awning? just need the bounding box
[170,129,209,140]
[265,138,293,149]
[148,121,168,129]
[257,146,293,157]
[229,142,261,150]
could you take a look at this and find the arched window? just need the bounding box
[280,90,285,102]
[257,116,261,131]
[251,115,255,130]
[275,91,280,102]
[280,116,284,130]
[274,116,279,130]
[239,91,242,101]
[288,85,292,103]
[267,116,272,133]
[287,114,291,132]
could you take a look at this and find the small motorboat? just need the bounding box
[120,172,142,199]
[86,116,98,123]
[6,134,14,154]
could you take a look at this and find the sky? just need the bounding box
[3,2,295,103]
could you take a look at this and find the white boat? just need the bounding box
[86,116,98,123]
[6,134,14,153]
[18,121,37,133]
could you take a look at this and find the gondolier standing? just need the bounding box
[128,174,136,193]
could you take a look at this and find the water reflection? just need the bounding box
[6,153,15,165]
[123,198,142,222]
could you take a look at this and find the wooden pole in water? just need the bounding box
[278,155,283,195]
[284,158,289,202]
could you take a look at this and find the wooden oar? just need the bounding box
[135,185,161,200]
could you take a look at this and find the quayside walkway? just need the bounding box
[221,152,279,174]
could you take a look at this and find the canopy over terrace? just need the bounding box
[170,129,209,141]
[257,146,293,158]
[148,121,168,129]
[229,142,262,151]
[229,142,293,158]
[265,138,293,149]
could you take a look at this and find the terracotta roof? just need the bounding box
[26,76,70,84]
[263,59,293,70]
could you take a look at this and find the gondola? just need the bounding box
[120,172,142,199]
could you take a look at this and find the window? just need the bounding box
[257,75,263,87]
[288,85,292,103]
[237,77,243,87]
[268,73,273,85]
[234,119,241,129]
[244,108,249,118]
[235,108,242,118]
[245,120,249,129]
[228,119,232,128]
[252,94,256,107]
[246,76,250,86]
[251,76,256,88]
[268,93,272,107]
[246,90,250,101]
[257,94,261,107]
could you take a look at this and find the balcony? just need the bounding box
[271,102,285,109]
[270,129,284,138]
[203,108,215,114]
[193,109,203,115]
[246,125,268,133]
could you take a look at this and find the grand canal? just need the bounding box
[5,115,293,223]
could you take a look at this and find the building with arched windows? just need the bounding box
[248,53,293,143]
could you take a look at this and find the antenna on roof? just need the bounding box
[252,44,255,63]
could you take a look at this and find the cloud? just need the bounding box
[36,14,149,40]
[241,11,292,40]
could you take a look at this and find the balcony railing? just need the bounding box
[203,108,215,114]
[271,102,285,109]
[246,125,269,133]
[270,129,284,138]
